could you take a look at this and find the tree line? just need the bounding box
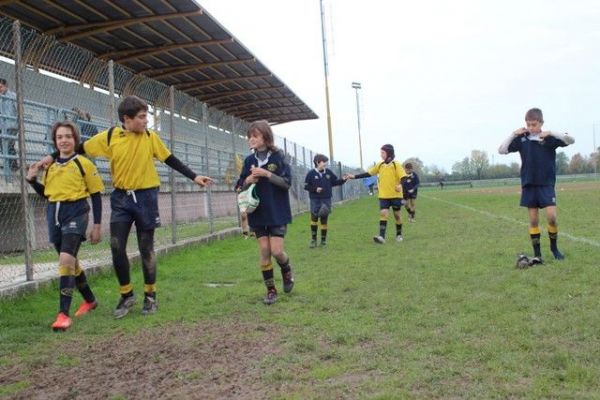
[403,148,600,183]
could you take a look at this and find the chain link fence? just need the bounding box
[0,18,366,291]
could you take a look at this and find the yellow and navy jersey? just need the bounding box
[43,155,104,202]
[368,160,406,199]
[82,127,171,190]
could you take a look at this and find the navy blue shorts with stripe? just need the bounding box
[520,185,556,209]
[111,187,160,230]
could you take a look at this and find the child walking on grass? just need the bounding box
[238,120,294,305]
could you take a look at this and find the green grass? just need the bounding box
[1,181,600,398]
[0,217,237,266]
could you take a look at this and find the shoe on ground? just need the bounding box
[141,295,158,315]
[320,240,327,247]
[309,239,317,248]
[516,254,530,269]
[51,312,72,331]
[74,300,97,317]
[396,235,404,242]
[282,268,294,294]
[113,294,136,319]
[373,235,385,244]
[263,288,278,305]
[528,256,544,266]
[552,250,565,260]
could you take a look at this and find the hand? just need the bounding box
[316,187,323,193]
[343,173,354,180]
[250,165,270,178]
[539,131,551,139]
[395,184,402,192]
[38,155,54,169]
[194,175,214,187]
[26,163,39,181]
[89,224,101,244]
[513,127,528,136]
[245,175,258,185]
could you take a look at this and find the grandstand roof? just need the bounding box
[0,0,318,124]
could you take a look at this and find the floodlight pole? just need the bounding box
[594,123,597,177]
[319,0,334,161]
[352,81,364,170]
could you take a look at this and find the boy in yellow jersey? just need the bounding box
[37,96,213,318]
[346,144,407,244]
[27,121,104,331]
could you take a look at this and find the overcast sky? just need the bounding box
[199,0,600,171]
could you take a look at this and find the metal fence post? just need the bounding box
[231,116,241,227]
[169,86,176,244]
[108,60,116,126]
[338,161,344,201]
[13,21,34,281]
[202,104,214,233]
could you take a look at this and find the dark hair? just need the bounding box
[247,120,276,151]
[313,153,329,167]
[525,108,543,123]
[51,121,81,152]
[0,78,6,85]
[381,144,395,161]
[404,162,413,169]
[118,96,148,123]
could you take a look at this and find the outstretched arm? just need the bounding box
[164,154,213,186]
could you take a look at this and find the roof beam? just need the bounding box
[99,38,233,62]
[217,95,295,111]
[176,73,272,91]
[236,106,302,119]
[143,58,254,80]
[201,86,285,103]
[45,10,203,42]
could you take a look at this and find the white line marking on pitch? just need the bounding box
[424,195,600,248]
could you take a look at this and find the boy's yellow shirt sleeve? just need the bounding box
[82,130,110,158]
[396,162,407,181]
[151,131,172,162]
[81,158,105,194]
[367,162,382,176]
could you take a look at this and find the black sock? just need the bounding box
[530,233,541,257]
[311,224,318,241]
[379,221,387,238]
[261,263,275,290]
[396,223,403,236]
[75,270,95,303]
[59,275,75,316]
[277,257,291,275]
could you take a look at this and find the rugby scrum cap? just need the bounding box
[381,144,395,160]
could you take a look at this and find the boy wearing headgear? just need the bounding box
[346,144,407,244]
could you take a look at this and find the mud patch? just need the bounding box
[2,319,282,399]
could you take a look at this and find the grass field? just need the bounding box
[1,181,600,399]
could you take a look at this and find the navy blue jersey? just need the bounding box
[401,172,420,194]
[239,150,292,227]
[508,135,568,187]
[304,168,345,199]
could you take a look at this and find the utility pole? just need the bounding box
[351,81,364,169]
[319,0,334,161]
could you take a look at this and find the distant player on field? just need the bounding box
[401,162,419,222]
[303,153,347,248]
[346,144,407,244]
[498,107,574,264]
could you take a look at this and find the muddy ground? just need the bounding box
[1,320,287,399]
